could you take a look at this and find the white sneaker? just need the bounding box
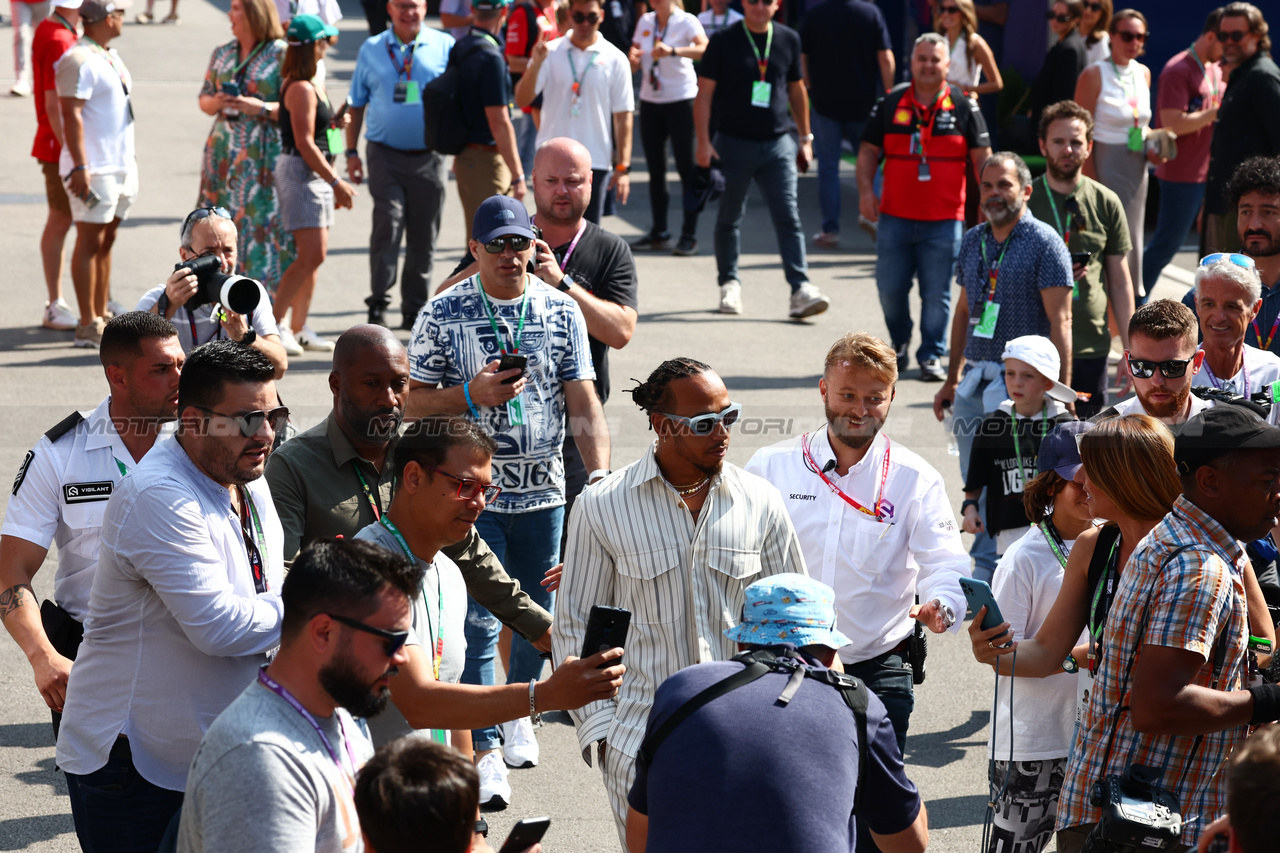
[718,280,743,315]
[43,298,77,331]
[297,324,335,352]
[9,81,32,97]
[106,297,128,317]
[477,752,511,810]
[278,327,304,356]
[789,282,831,319]
[500,717,540,768]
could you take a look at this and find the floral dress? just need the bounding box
[198,38,295,293]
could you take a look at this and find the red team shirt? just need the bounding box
[31,15,79,163]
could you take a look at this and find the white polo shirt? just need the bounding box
[746,429,970,664]
[533,33,635,170]
[632,9,704,104]
[1191,343,1280,399]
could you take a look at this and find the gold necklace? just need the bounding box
[669,476,710,497]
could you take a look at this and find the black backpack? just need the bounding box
[422,36,501,155]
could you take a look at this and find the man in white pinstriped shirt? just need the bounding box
[551,356,807,849]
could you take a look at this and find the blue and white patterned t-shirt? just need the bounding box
[409,275,595,513]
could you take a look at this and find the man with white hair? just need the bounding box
[1191,253,1280,398]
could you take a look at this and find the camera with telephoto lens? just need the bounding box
[176,254,262,316]
[1083,764,1182,852]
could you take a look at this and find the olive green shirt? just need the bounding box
[265,411,552,642]
[1027,174,1132,359]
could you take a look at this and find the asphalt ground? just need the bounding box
[0,4,1199,849]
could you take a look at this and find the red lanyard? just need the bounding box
[801,432,891,521]
[909,87,944,158]
[1252,313,1280,353]
[385,34,416,80]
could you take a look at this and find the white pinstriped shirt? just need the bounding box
[551,444,807,763]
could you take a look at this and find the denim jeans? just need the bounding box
[713,132,809,290]
[514,111,538,181]
[811,112,865,235]
[875,213,962,363]
[462,504,564,752]
[65,738,185,853]
[846,649,914,853]
[953,362,1005,580]
[1142,178,1206,301]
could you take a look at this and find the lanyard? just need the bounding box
[1009,405,1048,497]
[1186,43,1219,106]
[477,280,530,355]
[236,485,269,594]
[547,218,587,268]
[908,86,944,160]
[1108,58,1140,127]
[653,13,670,48]
[257,669,359,791]
[800,432,891,521]
[353,463,383,520]
[1251,313,1280,353]
[54,12,76,33]
[742,20,772,81]
[386,31,417,80]
[1039,519,1069,568]
[1040,175,1078,245]
[231,40,266,84]
[114,457,129,477]
[1088,534,1121,647]
[567,48,599,97]
[979,226,1012,302]
[1202,349,1249,397]
[378,517,446,681]
[710,11,726,31]
[83,37,129,96]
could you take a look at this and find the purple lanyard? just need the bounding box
[536,217,587,268]
[257,668,359,791]
[1201,348,1250,397]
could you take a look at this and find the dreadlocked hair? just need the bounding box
[628,357,712,416]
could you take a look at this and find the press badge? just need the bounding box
[610,0,622,17]
[918,161,931,182]
[508,393,526,427]
[394,80,420,104]
[750,80,771,108]
[1127,126,1143,152]
[327,127,343,154]
[973,301,1000,339]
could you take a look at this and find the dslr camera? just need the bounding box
[176,254,262,316]
[1083,764,1182,852]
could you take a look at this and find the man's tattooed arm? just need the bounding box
[0,583,35,623]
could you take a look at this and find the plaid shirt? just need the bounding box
[1057,495,1249,844]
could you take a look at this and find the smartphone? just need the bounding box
[332,99,349,126]
[497,353,528,384]
[1070,251,1092,267]
[498,816,551,853]
[959,578,1011,644]
[220,81,241,97]
[581,605,630,667]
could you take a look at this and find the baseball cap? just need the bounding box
[1001,335,1077,404]
[472,195,535,244]
[56,0,84,10]
[287,14,339,45]
[723,574,852,651]
[79,0,130,22]
[473,0,511,9]
[1174,405,1280,476]
[1039,420,1093,480]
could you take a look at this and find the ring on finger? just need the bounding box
[988,641,994,649]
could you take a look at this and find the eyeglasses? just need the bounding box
[482,235,533,254]
[658,402,742,435]
[180,206,232,237]
[194,405,290,437]
[1046,11,1075,22]
[419,462,503,502]
[325,613,410,658]
[1200,252,1256,269]
[1125,356,1194,379]
[1115,30,1147,43]
[937,4,960,13]
[1217,29,1249,42]
[571,11,599,23]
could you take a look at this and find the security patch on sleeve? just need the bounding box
[12,451,33,496]
[63,482,114,504]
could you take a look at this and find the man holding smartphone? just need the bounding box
[1028,99,1134,418]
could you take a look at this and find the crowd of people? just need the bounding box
[7,0,1280,851]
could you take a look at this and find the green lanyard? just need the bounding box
[477,278,530,355]
[114,457,129,477]
[1088,535,1121,643]
[230,39,266,81]
[742,20,772,81]
[241,487,265,546]
[1009,404,1047,494]
[979,227,1011,301]
[1039,175,1079,243]
[1186,42,1219,105]
[54,11,76,33]
[1107,57,1139,125]
[1039,518,1069,568]
[378,517,447,685]
[567,49,599,97]
[352,463,382,520]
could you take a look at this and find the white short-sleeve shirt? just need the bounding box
[54,39,135,175]
[534,34,635,170]
[632,9,704,104]
[136,283,281,352]
[697,7,743,38]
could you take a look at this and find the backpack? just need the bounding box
[422,36,501,155]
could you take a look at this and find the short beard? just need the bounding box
[1244,231,1280,257]
[983,196,1025,227]
[825,404,883,451]
[1138,383,1190,419]
[318,650,395,719]
[1046,158,1081,183]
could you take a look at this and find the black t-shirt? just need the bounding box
[798,0,890,122]
[456,29,511,146]
[599,0,636,55]
[698,21,803,141]
[963,409,1074,535]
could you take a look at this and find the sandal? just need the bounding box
[162,12,180,23]
[134,11,153,22]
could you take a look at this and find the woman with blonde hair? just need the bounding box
[1079,0,1111,65]
[197,0,292,294]
[933,0,1002,104]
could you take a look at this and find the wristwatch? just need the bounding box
[587,468,611,483]
[557,273,575,293]
[1062,655,1079,674]
[961,498,980,514]
[613,163,630,175]
[344,148,359,158]
[238,329,257,347]
[799,133,814,142]
[931,599,956,630]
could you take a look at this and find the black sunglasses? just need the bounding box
[1126,356,1193,379]
[571,10,599,22]
[325,613,410,658]
[195,405,290,437]
[1046,10,1076,22]
[181,206,231,236]
[419,462,503,502]
[937,4,960,12]
[1064,197,1082,217]
[1115,30,1147,43]
[482,235,533,254]
[1217,29,1248,42]
[1083,1,1101,8]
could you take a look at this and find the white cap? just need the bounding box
[56,0,83,9]
[1001,335,1078,404]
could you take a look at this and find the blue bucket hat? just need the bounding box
[723,574,852,650]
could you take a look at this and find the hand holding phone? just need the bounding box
[960,578,1013,650]
[497,817,550,853]
[497,353,528,385]
[581,605,630,667]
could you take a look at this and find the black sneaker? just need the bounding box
[632,232,673,251]
[919,358,946,382]
[401,312,418,331]
[673,236,698,256]
[366,299,389,327]
[894,343,909,371]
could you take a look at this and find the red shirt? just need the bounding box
[31,15,79,163]
[505,1,558,113]
[1154,48,1223,184]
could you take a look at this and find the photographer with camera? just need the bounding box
[136,207,288,378]
[1053,406,1280,852]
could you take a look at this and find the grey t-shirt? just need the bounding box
[178,680,374,853]
[355,521,468,746]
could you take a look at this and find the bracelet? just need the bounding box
[1249,683,1280,725]
[462,381,481,419]
[961,498,979,513]
[800,133,814,142]
[513,174,525,184]
[70,164,88,173]
[328,175,341,187]
[529,679,541,725]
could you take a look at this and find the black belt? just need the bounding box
[370,140,429,155]
[282,147,337,165]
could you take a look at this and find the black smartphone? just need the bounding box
[1070,251,1092,267]
[581,605,630,666]
[332,99,349,126]
[498,816,551,853]
[497,353,527,384]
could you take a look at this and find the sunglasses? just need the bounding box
[1125,356,1193,379]
[1200,252,1256,269]
[482,235,533,254]
[937,4,960,12]
[1115,30,1147,43]
[325,613,410,658]
[195,405,290,437]
[1083,1,1101,9]
[659,402,742,435]
[419,462,503,502]
[181,206,232,237]
[571,11,599,22]
[1046,11,1075,22]
[1064,197,1082,217]
[1217,29,1248,42]
[744,0,772,6]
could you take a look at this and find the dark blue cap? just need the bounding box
[1038,420,1094,480]
[473,195,535,244]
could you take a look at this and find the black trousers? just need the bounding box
[639,98,698,238]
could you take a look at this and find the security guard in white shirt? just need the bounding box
[0,312,183,732]
[746,333,969,763]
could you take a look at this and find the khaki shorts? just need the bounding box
[42,160,71,217]
[66,166,138,224]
